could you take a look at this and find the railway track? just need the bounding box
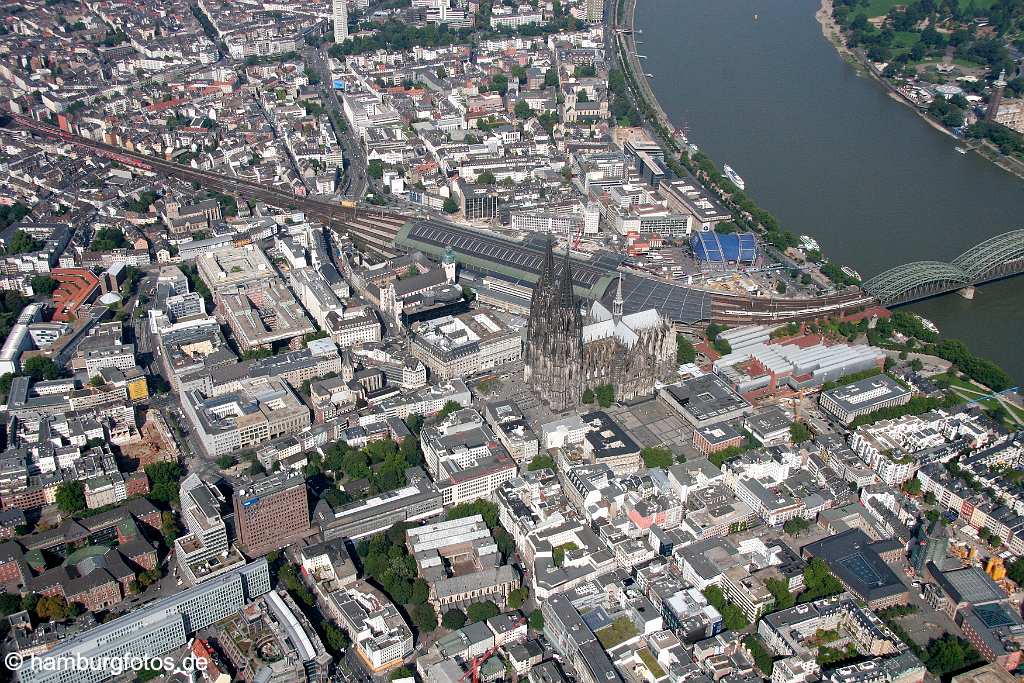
[710,288,876,324]
[5,114,405,258]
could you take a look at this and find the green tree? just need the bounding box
[789,422,813,444]
[923,634,981,678]
[529,609,544,631]
[368,159,384,179]
[766,578,795,611]
[160,511,180,544]
[36,595,70,622]
[443,608,467,629]
[553,542,578,567]
[446,500,499,528]
[436,400,462,421]
[90,226,128,252]
[0,594,22,616]
[800,558,843,603]
[466,601,500,623]
[582,388,595,404]
[744,634,775,676]
[904,478,922,496]
[595,384,615,407]
[528,454,556,472]
[322,622,350,654]
[8,230,43,254]
[145,462,184,508]
[22,356,60,381]
[412,603,438,632]
[1007,557,1024,585]
[443,196,459,214]
[55,481,86,514]
[478,170,497,185]
[514,100,533,119]
[641,446,674,469]
[342,451,371,480]
[30,275,59,295]
[411,578,430,605]
[543,67,559,87]
[390,667,415,681]
[507,587,529,609]
[676,334,696,364]
[783,517,812,537]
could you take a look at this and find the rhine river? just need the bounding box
[636,0,1024,383]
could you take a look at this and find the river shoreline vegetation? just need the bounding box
[622,0,1018,385]
[828,0,1024,161]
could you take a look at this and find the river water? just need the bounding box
[636,0,1024,382]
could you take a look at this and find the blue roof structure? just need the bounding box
[691,231,757,264]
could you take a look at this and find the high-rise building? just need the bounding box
[333,0,349,43]
[585,0,604,22]
[233,471,310,556]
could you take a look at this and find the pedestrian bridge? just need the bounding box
[862,230,1024,306]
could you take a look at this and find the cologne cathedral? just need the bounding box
[524,239,676,412]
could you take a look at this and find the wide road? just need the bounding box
[303,45,369,199]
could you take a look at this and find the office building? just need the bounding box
[314,466,443,541]
[181,376,310,457]
[411,312,521,381]
[233,471,310,556]
[174,474,245,585]
[16,559,271,683]
[333,0,349,42]
[659,374,753,428]
[333,584,413,673]
[802,529,908,610]
[218,279,315,352]
[819,376,913,426]
[421,408,517,506]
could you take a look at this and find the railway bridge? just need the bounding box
[862,230,1024,306]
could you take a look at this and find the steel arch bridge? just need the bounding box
[863,229,1024,306]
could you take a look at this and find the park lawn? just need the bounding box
[890,30,921,56]
[862,0,994,18]
[933,372,1024,423]
[957,0,997,9]
[862,0,903,17]
[933,372,982,392]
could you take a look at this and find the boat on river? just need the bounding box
[723,164,745,190]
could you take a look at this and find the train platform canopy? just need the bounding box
[691,232,757,264]
[396,219,617,300]
[396,219,713,324]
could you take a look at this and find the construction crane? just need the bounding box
[457,617,526,683]
[458,642,502,683]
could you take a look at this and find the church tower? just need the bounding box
[612,273,624,323]
[524,238,584,412]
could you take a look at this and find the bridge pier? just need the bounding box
[958,286,976,300]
